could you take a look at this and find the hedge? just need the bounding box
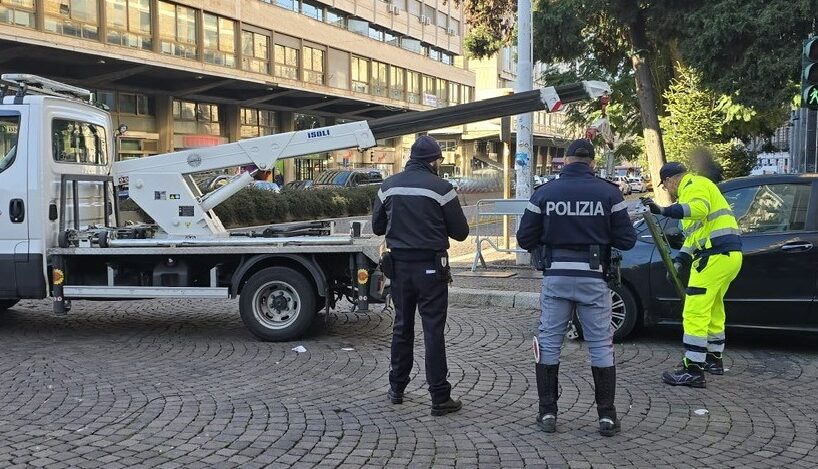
[119,185,381,229]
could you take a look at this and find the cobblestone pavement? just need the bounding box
[2,300,818,468]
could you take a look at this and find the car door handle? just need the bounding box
[9,198,24,223]
[780,242,813,252]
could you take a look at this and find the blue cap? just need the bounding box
[566,139,595,159]
[660,162,687,181]
[410,135,443,161]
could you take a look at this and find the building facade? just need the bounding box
[429,47,579,178]
[0,0,475,179]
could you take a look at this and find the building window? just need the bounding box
[448,82,461,106]
[347,18,367,36]
[158,2,197,59]
[303,46,324,84]
[401,37,421,54]
[423,4,435,24]
[436,78,448,107]
[351,56,369,93]
[301,0,322,21]
[441,52,454,65]
[52,119,108,165]
[372,61,388,97]
[463,86,473,103]
[173,100,220,135]
[202,13,235,67]
[242,30,270,74]
[326,9,344,27]
[241,108,278,138]
[118,93,152,115]
[384,31,398,46]
[274,44,299,80]
[368,25,384,41]
[449,18,460,36]
[0,0,36,29]
[423,75,437,106]
[276,0,298,12]
[389,66,405,101]
[438,140,456,152]
[428,48,441,61]
[436,11,446,30]
[105,0,151,50]
[407,70,420,104]
[408,0,420,16]
[44,0,99,40]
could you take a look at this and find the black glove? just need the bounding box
[647,202,665,215]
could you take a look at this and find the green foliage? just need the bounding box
[118,185,380,229]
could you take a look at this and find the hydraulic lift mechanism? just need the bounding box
[111,81,611,238]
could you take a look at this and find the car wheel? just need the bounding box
[569,283,639,342]
[239,267,317,341]
[0,299,19,313]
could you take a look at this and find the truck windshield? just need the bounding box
[0,114,20,175]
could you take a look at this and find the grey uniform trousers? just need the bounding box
[537,275,614,367]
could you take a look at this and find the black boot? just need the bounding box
[592,366,620,437]
[388,388,404,404]
[535,363,559,432]
[662,358,706,388]
[703,353,724,375]
[431,398,462,416]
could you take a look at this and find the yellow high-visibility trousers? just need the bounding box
[682,251,743,362]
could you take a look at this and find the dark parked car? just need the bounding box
[586,174,818,341]
[311,169,384,189]
[283,179,313,191]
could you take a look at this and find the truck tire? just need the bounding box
[239,267,317,341]
[570,283,638,343]
[0,299,19,312]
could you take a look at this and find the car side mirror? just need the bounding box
[663,226,685,250]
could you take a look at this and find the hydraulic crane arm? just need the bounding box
[112,80,610,238]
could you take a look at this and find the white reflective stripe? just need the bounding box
[681,204,692,217]
[547,261,602,272]
[707,343,725,353]
[526,202,542,214]
[707,332,725,341]
[707,208,734,221]
[685,351,707,363]
[378,187,458,206]
[683,334,708,347]
[611,201,628,213]
[710,227,741,238]
[687,221,703,234]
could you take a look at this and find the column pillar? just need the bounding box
[155,94,174,153]
[279,111,296,181]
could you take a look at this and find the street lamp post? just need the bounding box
[514,0,533,264]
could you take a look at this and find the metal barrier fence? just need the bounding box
[471,198,529,271]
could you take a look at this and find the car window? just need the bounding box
[723,184,811,234]
[0,113,20,175]
[52,119,108,165]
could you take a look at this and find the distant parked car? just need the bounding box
[628,177,647,193]
[283,180,313,191]
[311,169,384,189]
[612,176,632,195]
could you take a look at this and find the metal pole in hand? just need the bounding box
[514,0,533,264]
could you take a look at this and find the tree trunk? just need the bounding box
[629,9,669,204]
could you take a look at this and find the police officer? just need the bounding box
[647,162,742,388]
[517,139,637,436]
[371,135,469,416]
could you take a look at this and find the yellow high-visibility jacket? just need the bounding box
[664,173,742,263]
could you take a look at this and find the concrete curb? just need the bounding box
[449,287,539,310]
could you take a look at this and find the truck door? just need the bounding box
[0,109,28,298]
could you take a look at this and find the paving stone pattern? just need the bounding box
[1,299,818,468]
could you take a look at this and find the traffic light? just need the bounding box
[802,38,818,109]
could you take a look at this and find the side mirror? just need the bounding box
[663,226,685,250]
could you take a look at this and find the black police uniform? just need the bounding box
[516,139,637,436]
[372,136,468,415]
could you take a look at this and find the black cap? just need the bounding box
[566,139,595,159]
[410,135,443,161]
[659,162,687,182]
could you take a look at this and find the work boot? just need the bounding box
[592,366,620,437]
[388,388,404,404]
[535,363,559,433]
[662,358,706,388]
[703,353,724,375]
[431,398,462,416]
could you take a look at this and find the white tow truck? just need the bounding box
[0,74,609,340]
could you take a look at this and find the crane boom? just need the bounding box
[112,80,610,238]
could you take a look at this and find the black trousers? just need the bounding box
[389,259,451,404]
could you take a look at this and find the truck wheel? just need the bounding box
[239,267,316,341]
[570,284,638,343]
[0,299,19,312]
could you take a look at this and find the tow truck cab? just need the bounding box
[0,88,114,302]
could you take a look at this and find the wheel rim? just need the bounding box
[610,289,627,332]
[252,281,301,330]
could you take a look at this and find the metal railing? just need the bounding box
[471,198,529,271]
